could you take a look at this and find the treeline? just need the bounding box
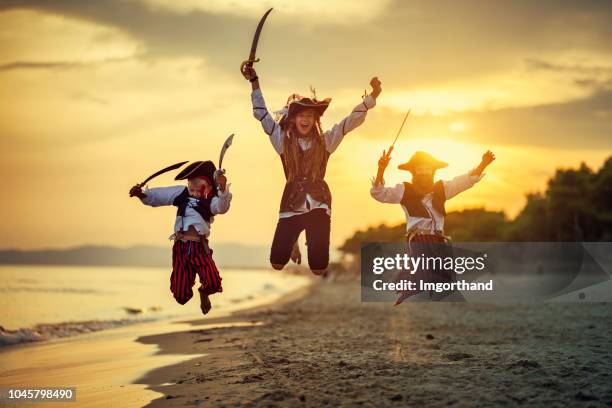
[339,157,612,256]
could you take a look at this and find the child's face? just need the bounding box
[413,164,434,177]
[411,165,435,188]
[187,177,211,198]
[293,110,316,136]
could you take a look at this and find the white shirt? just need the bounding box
[251,88,376,218]
[140,185,232,238]
[370,171,483,234]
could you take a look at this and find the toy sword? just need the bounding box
[136,161,189,188]
[240,8,273,74]
[216,133,234,176]
[385,109,411,158]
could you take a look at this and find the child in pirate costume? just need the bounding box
[242,65,381,275]
[371,149,495,303]
[129,161,232,314]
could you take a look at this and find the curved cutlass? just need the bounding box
[217,133,234,176]
[136,132,235,188]
[137,161,189,188]
[240,8,273,74]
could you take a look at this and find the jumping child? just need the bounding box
[129,161,232,314]
[242,65,381,275]
[371,149,495,303]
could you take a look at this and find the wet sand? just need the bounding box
[0,320,194,407]
[139,279,612,407]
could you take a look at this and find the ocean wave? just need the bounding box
[0,287,108,294]
[0,318,152,347]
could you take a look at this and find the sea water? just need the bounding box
[0,265,309,333]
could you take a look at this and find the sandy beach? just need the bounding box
[134,278,612,407]
[2,274,611,407]
[0,272,311,408]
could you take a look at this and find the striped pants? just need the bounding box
[171,240,223,305]
[395,234,453,305]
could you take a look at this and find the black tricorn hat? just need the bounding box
[398,151,448,172]
[286,93,331,118]
[175,160,217,181]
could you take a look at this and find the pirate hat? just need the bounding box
[286,93,331,118]
[398,151,448,172]
[175,160,217,181]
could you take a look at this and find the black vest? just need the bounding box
[172,187,214,222]
[279,148,332,213]
[400,181,446,218]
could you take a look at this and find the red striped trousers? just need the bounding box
[171,240,223,305]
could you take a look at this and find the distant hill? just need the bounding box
[0,243,271,269]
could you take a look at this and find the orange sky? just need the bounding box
[1,1,611,250]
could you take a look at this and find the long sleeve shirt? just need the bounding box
[370,171,483,234]
[251,88,376,218]
[140,185,232,238]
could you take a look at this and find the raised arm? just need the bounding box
[374,149,391,187]
[324,77,381,153]
[370,149,403,204]
[444,151,495,200]
[243,66,284,154]
[210,174,232,215]
[470,150,495,177]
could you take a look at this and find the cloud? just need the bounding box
[2,2,611,151]
[1,0,611,249]
[0,56,135,71]
[0,60,81,71]
[135,0,391,24]
[0,53,247,154]
[525,58,612,75]
[376,58,610,115]
[359,89,612,150]
[0,9,142,67]
[525,56,612,93]
[3,0,611,89]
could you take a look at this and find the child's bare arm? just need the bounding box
[470,150,495,177]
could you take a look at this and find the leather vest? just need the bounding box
[172,187,214,222]
[400,181,446,218]
[279,149,332,213]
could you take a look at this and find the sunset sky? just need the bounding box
[1,0,611,251]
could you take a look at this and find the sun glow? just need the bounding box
[449,121,466,133]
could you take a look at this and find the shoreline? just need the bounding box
[0,274,315,407]
[0,265,311,347]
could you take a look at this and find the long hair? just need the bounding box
[281,115,326,181]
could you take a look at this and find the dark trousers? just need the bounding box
[395,234,453,305]
[270,208,331,270]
